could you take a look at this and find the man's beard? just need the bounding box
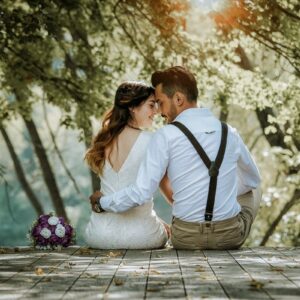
[166,101,177,123]
[161,100,178,124]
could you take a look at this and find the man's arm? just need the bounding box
[236,133,261,195]
[99,130,169,212]
[159,172,173,205]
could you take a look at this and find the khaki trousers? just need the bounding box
[171,188,261,250]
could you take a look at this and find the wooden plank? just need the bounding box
[0,247,299,299]
[0,247,49,283]
[205,249,271,300]
[250,247,300,286]
[230,248,300,300]
[177,250,229,300]
[145,248,186,299]
[31,247,104,300]
[275,247,300,264]
[272,247,300,288]
[104,249,151,299]
[0,246,80,299]
[62,249,126,300]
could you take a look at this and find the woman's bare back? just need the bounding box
[106,127,141,173]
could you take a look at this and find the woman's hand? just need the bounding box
[163,222,171,238]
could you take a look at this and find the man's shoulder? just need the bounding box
[153,124,180,139]
[226,123,238,133]
[224,123,244,149]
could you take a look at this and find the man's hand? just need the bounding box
[89,190,103,213]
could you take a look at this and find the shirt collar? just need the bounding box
[174,107,213,122]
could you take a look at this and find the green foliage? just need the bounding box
[0,0,130,133]
[0,0,299,246]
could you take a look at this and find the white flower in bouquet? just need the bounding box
[28,213,75,249]
[48,216,59,226]
[40,228,51,239]
[55,224,66,238]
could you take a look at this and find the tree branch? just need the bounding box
[260,188,300,245]
[113,0,156,70]
[0,125,43,216]
[42,98,86,201]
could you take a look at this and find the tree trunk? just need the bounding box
[260,188,300,246]
[217,93,229,122]
[23,118,68,220]
[0,126,43,216]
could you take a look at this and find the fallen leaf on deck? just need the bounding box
[84,273,99,279]
[78,248,92,255]
[63,262,73,269]
[270,266,284,272]
[249,279,264,289]
[107,251,123,257]
[131,270,147,277]
[43,277,52,282]
[35,267,44,275]
[99,258,109,264]
[147,287,161,292]
[149,269,161,275]
[114,277,124,286]
[195,265,205,272]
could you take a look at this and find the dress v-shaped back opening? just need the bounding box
[106,131,143,174]
[85,129,168,249]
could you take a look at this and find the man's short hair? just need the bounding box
[151,66,198,102]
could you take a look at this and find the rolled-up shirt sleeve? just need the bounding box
[100,129,169,212]
[236,133,261,195]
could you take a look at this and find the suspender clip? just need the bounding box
[205,213,213,221]
[209,161,219,177]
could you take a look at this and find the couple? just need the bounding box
[84,66,261,250]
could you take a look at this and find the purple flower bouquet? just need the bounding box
[28,213,75,250]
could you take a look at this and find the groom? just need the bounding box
[90,66,261,250]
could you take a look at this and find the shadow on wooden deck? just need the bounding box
[0,246,299,299]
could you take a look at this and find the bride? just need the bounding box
[84,81,170,249]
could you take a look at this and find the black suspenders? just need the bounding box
[171,121,228,221]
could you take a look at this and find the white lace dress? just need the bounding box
[84,131,168,249]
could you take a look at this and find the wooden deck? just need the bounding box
[0,246,299,299]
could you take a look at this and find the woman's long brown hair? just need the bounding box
[85,81,155,175]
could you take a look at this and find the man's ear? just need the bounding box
[174,92,185,107]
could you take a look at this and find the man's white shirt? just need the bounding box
[100,108,261,222]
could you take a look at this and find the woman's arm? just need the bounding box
[159,172,173,205]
